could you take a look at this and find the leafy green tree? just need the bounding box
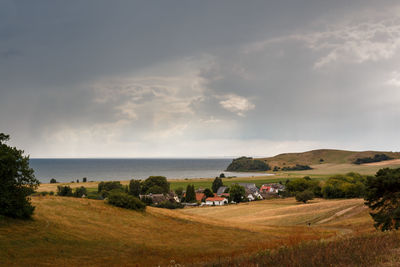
[141,176,170,194]
[146,185,164,194]
[364,168,400,231]
[286,178,322,197]
[57,185,73,196]
[175,187,183,199]
[98,181,123,193]
[50,178,57,184]
[185,184,196,202]
[128,179,141,197]
[73,186,87,198]
[212,177,223,193]
[203,188,214,198]
[295,190,314,203]
[230,184,245,203]
[0,133,40,219]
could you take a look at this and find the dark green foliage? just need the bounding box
[57,185,73,196]
[155,201,184,209]
[185,184,196,202]
[0,133,40,219]
[219,173,225,178]
[203,188,214,198]
[354,154,393,165]
[230,184,246,203]
[141,176,170,194]
[286,178,322,197]
[364,168,400,231]
[273,166,280,172]
[50,178,57,184]
[128,179,141,197]
[322,172,366,199]
[49,191,54,196]
[107,191,146,211]
[226,157,270,172]
[146,185,164,194]
[212,177,224,193]
[98,181,123,193]
[175,187,183,199]
[82,177,87,182]
[295,190,314,203]
[141,196,153,205]
[281,164,313,171]
[73,186,87,198]
[76,179,79,183]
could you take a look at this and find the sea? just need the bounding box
[30,158,272,183]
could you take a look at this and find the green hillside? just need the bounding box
[259,149,400,168]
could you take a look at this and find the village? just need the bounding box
[139,180,286,207]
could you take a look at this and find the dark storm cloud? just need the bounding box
[1,0,400,157]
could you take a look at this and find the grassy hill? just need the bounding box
[259,149,400,168]
[1,196,396,266]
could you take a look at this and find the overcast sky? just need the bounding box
[1,0,400,158]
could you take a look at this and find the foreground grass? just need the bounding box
[206,232,400,267]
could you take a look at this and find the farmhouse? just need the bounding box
[216,186,229,196]
[238,183,263,200]
[205,197,228,206]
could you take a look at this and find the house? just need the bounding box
[183,192,205,202]
[238,183,263,201]
[260,183,285,194]
[216,186,229,196]
[140,193,166,205]
[205,197,228,206]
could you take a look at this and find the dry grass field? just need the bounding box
[0,195,388,266]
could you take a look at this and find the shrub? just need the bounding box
[295,190,314,203]
[282,164,313,171]
[155,201,184,209]
[354,154,393,165]
[50,178,57,184]
[73,186,87,198]
[98,181,123,193]
[141,176,170,194]
[107,192,146,211]
[57,185,73,196]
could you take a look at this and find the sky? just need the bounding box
[1,0,400,158]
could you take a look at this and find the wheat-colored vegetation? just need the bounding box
[0,195,389,266]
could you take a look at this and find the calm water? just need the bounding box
[30,158,271,183]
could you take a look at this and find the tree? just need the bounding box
[295,190,314,203]
[50,178,57,184]
[82,177,87,182]
[219,173,225,178]
[57,185,73,196]
[141,176,170,194]
[128,179,141,197]
[185,184,196,202]
[0,133,40,219]
[230,184,245,203]
[212,177,223,193]
[203,188,214,198]
[364,168,400,231]
[146,185,164,194]
[175,187,183,199]
[73,186,87,198]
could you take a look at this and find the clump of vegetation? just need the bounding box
[128,179,141,197]
[0,133,40,219]
[185,184,196,202]
[281,164,312,171]
[155,200,183,209]
[107,191,146,211]
[50,178,57,183]
[140,176,170,194]
[322,172,366,199]
[73,186,87,198]
[226,157,270,172]
[203,188,214,198]
[98,181,123,193]
[286,177,322,197]
[57,185,73,196]
[353,153,393,165]
[212,177,224,193]
[229,184,246,203]
[365,167,400,231]
[295,190,314,203]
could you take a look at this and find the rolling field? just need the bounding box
[0,196,386,266]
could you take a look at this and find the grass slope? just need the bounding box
[260,149,400,168]
[0,196,381,266]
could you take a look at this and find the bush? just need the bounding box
[98,181,123,193]
[226,157,270,172]
[107,191,146,211]
[50,178,57,184]
[73,186,87,198]
[295,190,314,203]
[57,185,73,196]
[155,201,184,209]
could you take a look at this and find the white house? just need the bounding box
[205,197,228,206]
